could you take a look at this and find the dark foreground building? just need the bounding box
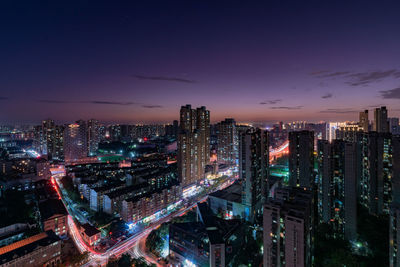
[169,203,243,267]
[0,231,61,267]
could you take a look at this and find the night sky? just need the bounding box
[1,1,400,124]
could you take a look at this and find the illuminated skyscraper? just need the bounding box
[289,130,314,188]
[374,106,389,133]
[87,119,100,156]
[64,120,87,162]
[390,135,400,267]
[357,132,395,215]
[317,140,357,240]
[178,105,210,188]
[217,118,238,165]
[41,119,64,160]
[239,128,269,220]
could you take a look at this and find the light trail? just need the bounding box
[269,140,289,162]
[52,165,235,266]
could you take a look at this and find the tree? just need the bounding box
[69,251,89,266]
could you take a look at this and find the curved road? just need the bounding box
[54,171,234,267]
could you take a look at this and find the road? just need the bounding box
[53,170,235,267]
[129,234,161,266]
[269,140,289,162]
[82,198,208,266]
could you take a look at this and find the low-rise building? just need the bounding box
[80,223,101,247]
[208,182,250,221]
[121,184,181,223]
[89,182,125,212]
[0,231,61,267]
[38,199,68,237]
[103,182,149,215]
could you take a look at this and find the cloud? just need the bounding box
[259,99,282,105]
[318,71,351,78]
[321,93,333,99]
[313,69,400,87]
[38,99,140,106]
[86,101,137,106]
[141,105,163,109]
[0,97,8,100]
[367,104,386,108]
[309,70,330,76]
[346,70,400,86]
[133,75,196,83]
[380,87,400,99]
[270,106,303,110]
[319,108,358,114]
[38,99,71,104]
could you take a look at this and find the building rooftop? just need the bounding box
[81,223,100,237]
[38,199,68,221]
[197,202,242,244]
[105,182,149,199]
[0,231,60,265]
[208,181,242,203]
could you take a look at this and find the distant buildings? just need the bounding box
[87,119,100,156]
[64,120,88,162]
[288,130,314,188]
[317,140,357,240]
[216,118,238,165]
[41,119,64,160]
[263,187,314,267]
[239,128,269,221]
[374,106,389,133]
[389,117,400,135]
[165,120,179,139]
[178,105,210,188]
[335,122,361,142]
[359,110,369,132]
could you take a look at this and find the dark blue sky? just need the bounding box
[1,1,400,124]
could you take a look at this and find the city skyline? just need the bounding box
[2,2,400,266]
[1,1,400,123]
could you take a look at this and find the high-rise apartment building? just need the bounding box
[263,187,313,267]
[390,135,400,267]
[239,128,269,220]
[317,140,357,240]
[357,132,394,215]
[359,110,369,132]
[389,117,400,135]
[41,119,64,160]
[216,118,238,165]
[335,123,361,142]
[87,119,100,156]
[178,105,210,188]
[374,106,389,133]
[165,120,179,138]
[64,120,88,162]
[289,130,314,188]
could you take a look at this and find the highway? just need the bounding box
[269,140,289,162]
